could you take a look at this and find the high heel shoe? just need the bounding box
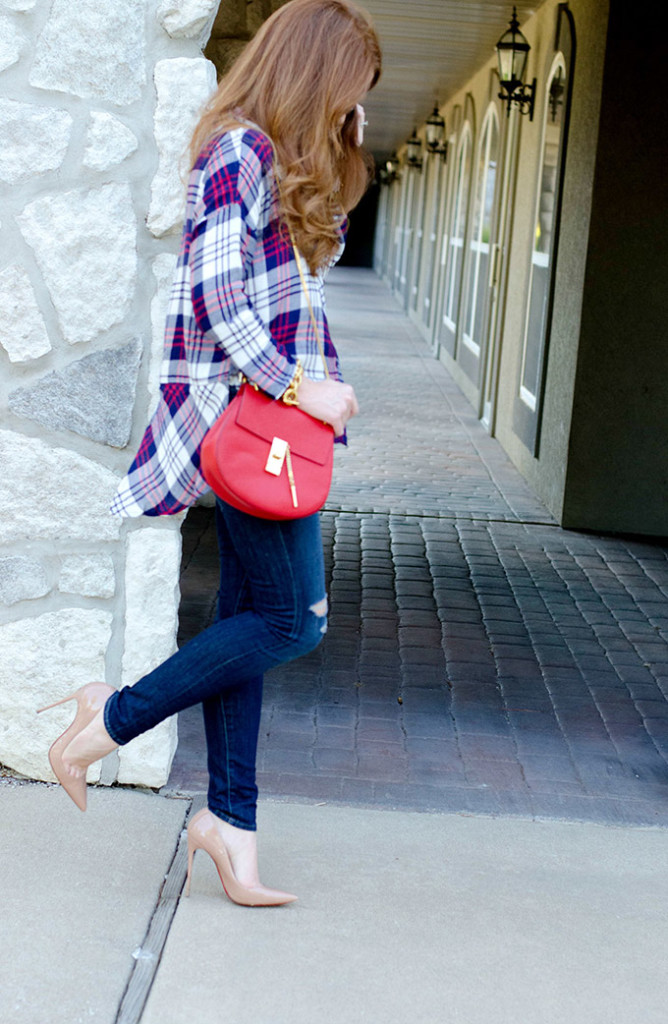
[184,808,298,907]
[37,683,116,812]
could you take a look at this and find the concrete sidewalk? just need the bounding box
[0,781,186,1024]
[3,780,668,1024]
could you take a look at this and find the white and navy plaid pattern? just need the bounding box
[111,126,344,518]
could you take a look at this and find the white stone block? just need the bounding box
[17,183,137,346]
[29,0,145,105]
[157,0,219,42]
[0,14,24,72]
[0,608,111,782]
[83,111,138,172]
[0,0,38,10]
[0,99,72,185]
[117,526,182,787]
[59,554,116,599]
[0,430,121,544]
[0,265,52,363]
[116,718,178,789]
[0,556,50,605]
[147,58,217,238]
[149,253,178,412]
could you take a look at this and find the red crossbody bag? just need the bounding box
[200,236,335,520]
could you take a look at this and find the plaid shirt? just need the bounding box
[110,126,344,518]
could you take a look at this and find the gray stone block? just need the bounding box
[8,339,141,447]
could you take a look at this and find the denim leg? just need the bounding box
[104,503,327,822]
[202,500,263,831]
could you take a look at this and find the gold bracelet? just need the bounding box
[281,360,303,406]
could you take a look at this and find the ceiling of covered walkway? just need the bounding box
[360,0,544,159]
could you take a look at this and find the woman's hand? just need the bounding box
[295,378,359,436]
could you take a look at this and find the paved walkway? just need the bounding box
[170,268,668,827]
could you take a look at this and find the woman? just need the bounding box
[39,0,381,907]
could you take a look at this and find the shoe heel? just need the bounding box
[185,842,195,898]
[37,691,79,715]
[184,821,205,897]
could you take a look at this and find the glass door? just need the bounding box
[459,107,500,388]
[438,125,472,357]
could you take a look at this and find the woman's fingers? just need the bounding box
[295,378,359,436]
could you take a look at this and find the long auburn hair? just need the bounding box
[189,0,381,274]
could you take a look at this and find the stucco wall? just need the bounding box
[493,0,610,522]
[561,0,668,534]
[0,0,219,786]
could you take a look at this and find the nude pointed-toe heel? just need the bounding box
[184,808,297,907]
[37,683,115,812]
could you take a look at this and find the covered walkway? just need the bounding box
[170,268,668,827]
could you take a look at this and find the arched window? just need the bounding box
[462,106,499,358]
[440,123,472,355]
[421,154,448,330]
[411,158,432,312]
[514,39,573,454]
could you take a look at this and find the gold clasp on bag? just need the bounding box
[264,436,299,509]
[265,436,288,475]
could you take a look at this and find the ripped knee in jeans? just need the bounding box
[309,596,328,635]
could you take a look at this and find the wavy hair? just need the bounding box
[189,0,381,274]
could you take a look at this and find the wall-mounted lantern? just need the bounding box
[495,7,536,120]
[405,127,423,170]
[425,105,448,161]
[384,153,400,183]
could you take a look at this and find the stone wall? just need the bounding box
[0,0,220,787]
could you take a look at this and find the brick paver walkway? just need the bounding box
[168,269,668,826]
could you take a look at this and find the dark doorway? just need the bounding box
[337,183,379,268]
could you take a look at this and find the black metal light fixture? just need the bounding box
[405,127,423,170]
[425,105,448,161]
[495,7,536,120]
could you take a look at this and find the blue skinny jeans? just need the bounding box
[104,498,327,830]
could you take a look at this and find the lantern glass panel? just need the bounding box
[497,41,515,83]
[407,136,421,162]
[426,110,445,149]
[511,43,528,83]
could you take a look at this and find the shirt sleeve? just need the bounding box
[188,134,295,397]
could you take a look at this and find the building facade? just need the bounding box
[374,0,667,537]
